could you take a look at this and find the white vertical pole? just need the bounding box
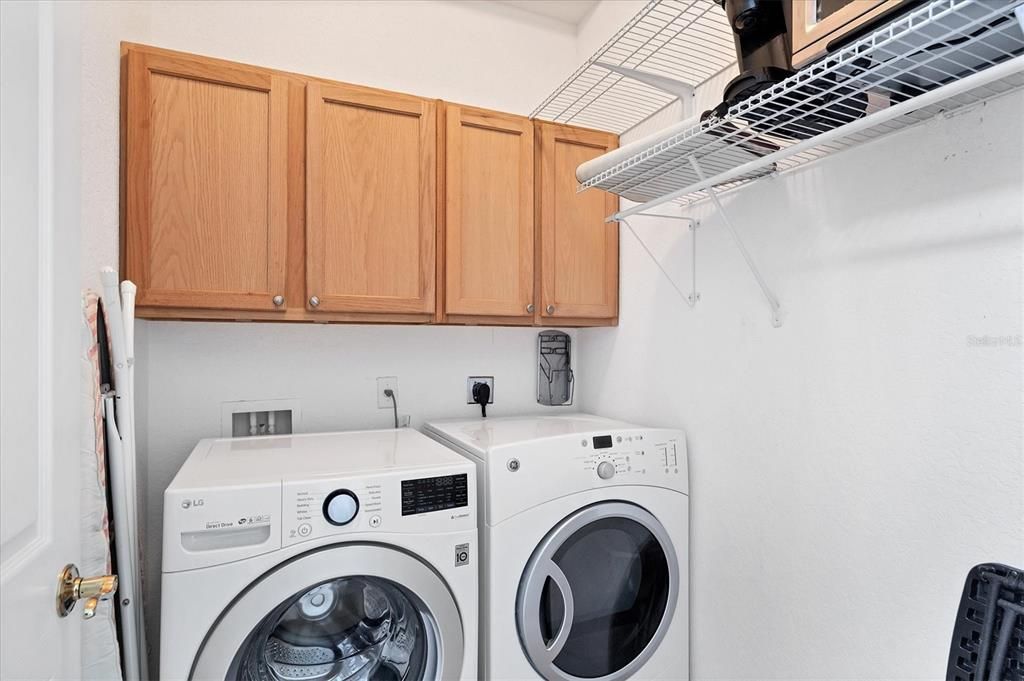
[99,268,146,680]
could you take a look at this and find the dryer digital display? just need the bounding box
[401,474,469,516]
[593,435,613,449]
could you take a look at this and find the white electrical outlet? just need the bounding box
[466,376,494,404]
[377,376,398,409]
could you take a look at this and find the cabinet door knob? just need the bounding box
[272,295,285,307]
[526,303,535,313]
[309,296,320,308]
[546,304,555,315]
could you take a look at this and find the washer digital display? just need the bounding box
[593,435,613,449]
[401,473,469,516]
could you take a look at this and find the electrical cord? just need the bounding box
[383,388,398,428]
[472,382,490,418]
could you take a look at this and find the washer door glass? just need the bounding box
[517,502,678,681]
[232,576,438,681]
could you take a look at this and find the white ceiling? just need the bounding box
[498,0,600,26]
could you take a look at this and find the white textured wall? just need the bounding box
[76,1,580,671]
[579,90,1024,679]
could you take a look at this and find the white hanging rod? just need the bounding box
[609,52,1024,222]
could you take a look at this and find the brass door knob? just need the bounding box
[272,295,285,307]
[56,564,118,619]
[309,295,321,308]
[526,303,535,313]
[546,304,555,315]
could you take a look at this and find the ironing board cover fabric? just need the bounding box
[81,293,124,679]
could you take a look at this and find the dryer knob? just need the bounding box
[323,490,360,526]
[597,461,616,480]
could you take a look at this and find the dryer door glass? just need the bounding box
[517,502,679,681]
[231,576,439,681]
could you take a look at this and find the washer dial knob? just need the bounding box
[597,461,616,480]
[323,490,359,526]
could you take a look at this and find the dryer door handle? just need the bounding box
[517,560,575,665]
[541,562,575,661]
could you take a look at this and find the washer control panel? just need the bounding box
[579,432,684,481]
[283,479,384,546]
[282,467,475,547]
[401,473,469,516]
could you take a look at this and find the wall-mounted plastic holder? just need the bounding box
[221,399,301,437]
[947,562,1024,681]
[537,331,573,406]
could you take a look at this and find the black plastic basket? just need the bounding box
[947,563,1024,681]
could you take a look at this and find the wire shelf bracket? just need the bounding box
[622,213,701,309]
[689,156,783,327]
[624,160,783,327]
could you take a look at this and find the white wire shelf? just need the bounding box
[571,0,1024,215]
[529,0,736,132]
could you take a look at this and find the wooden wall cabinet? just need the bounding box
[122,44,619,327]
[442,104,535,323]
[123,48,289,312]
[535,121,619,324]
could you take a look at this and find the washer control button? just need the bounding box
[297,523,312,537]
[369,515,382,528]
[323,490,359,526]
[597,461,616,480]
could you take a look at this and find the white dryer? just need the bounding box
[423,415,688,681]
[160,429,477,681]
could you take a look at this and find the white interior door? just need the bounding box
[1,1,84,679]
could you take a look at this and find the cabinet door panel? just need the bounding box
[306,83,435,314]
[445,106,534,318]
[124,50,288,311]
[537,122,618,321]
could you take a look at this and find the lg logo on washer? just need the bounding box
[181,498,204,509]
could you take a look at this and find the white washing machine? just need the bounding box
[423,414,688,681]
[160,429,478,681]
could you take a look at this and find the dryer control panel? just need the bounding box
[581,433,684,479]
[479,427,687,526]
